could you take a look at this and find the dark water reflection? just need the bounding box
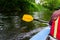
[0,12,51,40]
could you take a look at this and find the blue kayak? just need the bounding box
[30,26,50,40]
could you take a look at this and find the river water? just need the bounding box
[0,12,51,40]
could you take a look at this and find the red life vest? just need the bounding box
[50,16,60,40]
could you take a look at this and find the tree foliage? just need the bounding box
[40,0,60,11]
[0,0,40,15]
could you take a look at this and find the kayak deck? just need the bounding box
[30,27,50,40]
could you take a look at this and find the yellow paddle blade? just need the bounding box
[22,14,33,22]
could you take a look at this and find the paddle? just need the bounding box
[22,14,50,40]
[22,14,48,23]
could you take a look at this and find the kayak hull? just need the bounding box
[30,27,50,40]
